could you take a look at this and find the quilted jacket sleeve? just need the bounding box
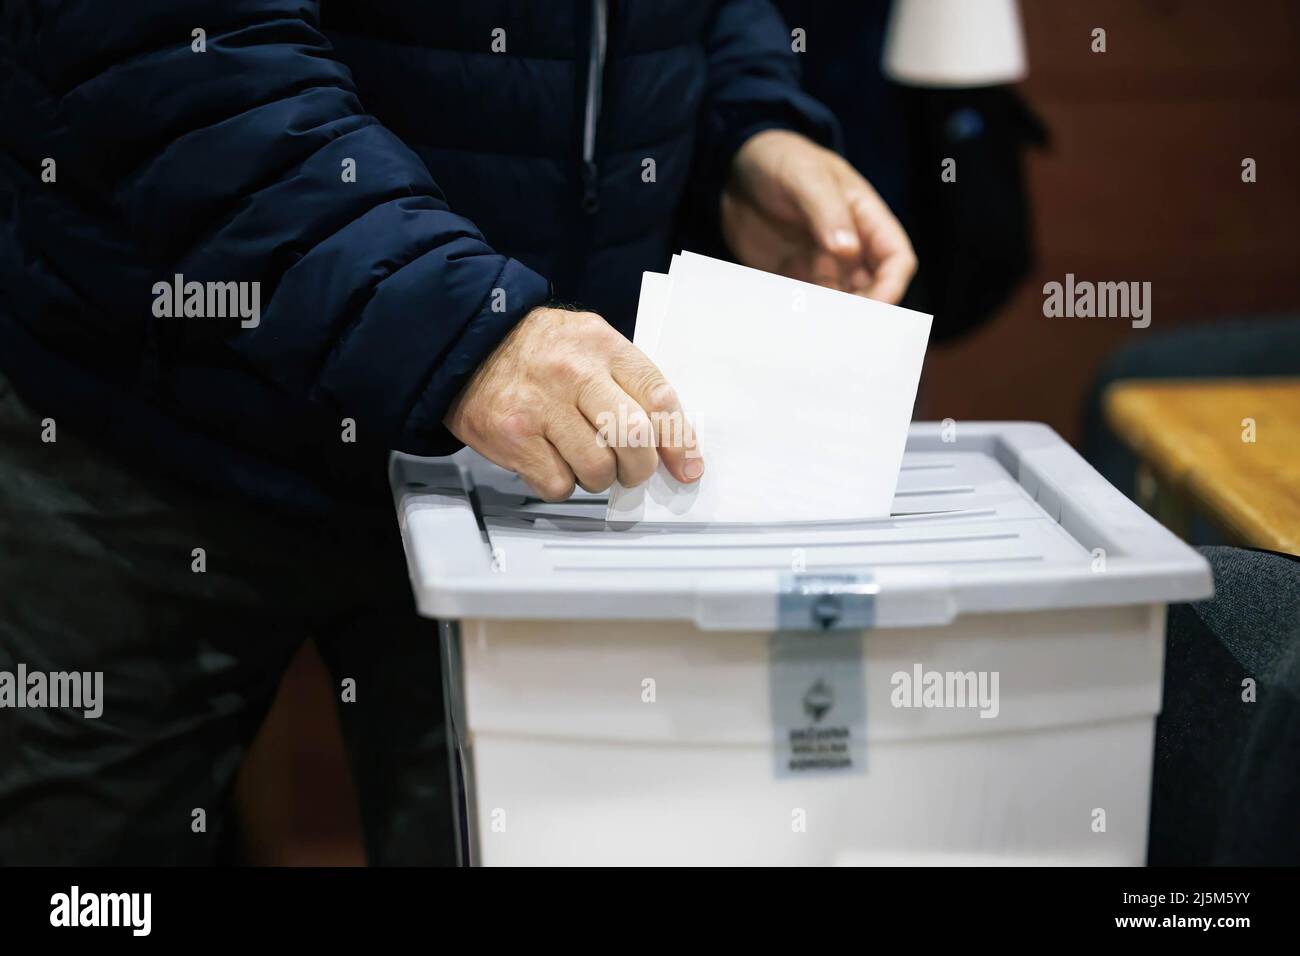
[696,0,842,189]
[16,0,550,456]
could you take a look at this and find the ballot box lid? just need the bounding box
[389,422,1213,630]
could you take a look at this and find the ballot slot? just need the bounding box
[473,445,1086,578]
[482,452,1011,527]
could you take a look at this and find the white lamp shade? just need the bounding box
[883,0,1028,88]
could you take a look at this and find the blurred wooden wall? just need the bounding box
[922,0,1300,442]
[236,0,1300,866]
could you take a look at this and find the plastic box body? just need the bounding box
[392,423,1214,865]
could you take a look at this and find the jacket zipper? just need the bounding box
[581,0,607,214]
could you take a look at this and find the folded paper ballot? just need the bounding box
[606,252,932,524]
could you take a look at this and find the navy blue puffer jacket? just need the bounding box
[0,1,835,512]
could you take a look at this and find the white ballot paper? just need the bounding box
[607,252,932,524]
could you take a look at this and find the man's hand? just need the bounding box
[444,307,702,502]
[722,129,917,304]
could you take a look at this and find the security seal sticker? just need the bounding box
[769,628,866,777]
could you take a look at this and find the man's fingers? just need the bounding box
[863,251,915,305]
[512,434,576,502]
[609,347,703,484]
[545,410,618,493]
[574,374,660,487]
[448,305,703,496]
[847,189,916,305]
[846,264,873,295]
[791,160,861,265]
[810,250,850,290]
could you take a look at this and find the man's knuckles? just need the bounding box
[495,407,544,447]
[574,450,618,492]
[531,471,576,503]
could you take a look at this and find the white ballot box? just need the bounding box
[390,423,1212,866]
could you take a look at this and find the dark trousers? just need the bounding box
[1150,546,1300,865]
[0,374,455,865]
